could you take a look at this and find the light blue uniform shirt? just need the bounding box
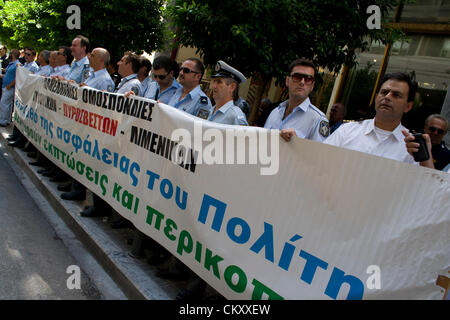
[144,78,182,105]
[85,68,115,92]
[35,65,53,76]
[2,60,19,88]
[51,64,70,78]
[264,98,330,142]
[140,76,153,95]
[67,56,91,84]
[167,85,212,118]
[208,100,248,125]
[115,73,142,95]
[23,61,39,73]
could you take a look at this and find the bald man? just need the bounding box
[82,47,115,92]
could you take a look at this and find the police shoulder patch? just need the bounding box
[131,87,140,95]
[200,96,208,104]
[197,108,210,120]
[319,120,330,137]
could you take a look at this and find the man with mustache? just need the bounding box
[325,72,434,169]
[167,57,212,119]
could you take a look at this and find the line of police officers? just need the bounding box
[4,34,444,300]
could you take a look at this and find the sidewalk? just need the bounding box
[0,124,186,300]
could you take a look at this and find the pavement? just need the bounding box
[0,124,194,300]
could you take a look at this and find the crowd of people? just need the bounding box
[0,33,448,300]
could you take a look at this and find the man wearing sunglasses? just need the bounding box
[167,57,212,118]
[423,114,449,170]
[142,55,181,104]
[51,46,72,78]
[207,60,248,125]
[22,47,39,73]
[264,58,329,142]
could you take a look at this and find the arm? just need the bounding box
[6,79,15,90]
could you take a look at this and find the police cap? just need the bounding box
[212,60,246,84]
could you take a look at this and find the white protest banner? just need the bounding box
[14,67,449,299]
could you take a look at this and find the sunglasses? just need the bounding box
[153,73,169,80]
[25,53,32,56]
[428,126,446,135]
[57,52,66,56]
[180,67,199,74]
[290,73,314,84]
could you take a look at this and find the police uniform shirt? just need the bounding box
[144,78,182,105]
[140,76,153,95]
[2,60,19,88]
[168,85,212,118]
[324,118,417,165]
[115,73,142,95]
[208,100,248,125]
[23,61,39,73]
[67,55,91,84]
[85,68,115,92]
[35,65,53,77]
[264,98,329,142]
[51,64,71,78]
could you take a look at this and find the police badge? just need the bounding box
[319,120,330,137]
[197,108,210,120]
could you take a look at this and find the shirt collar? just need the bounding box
[277,97,310,113]
[365,118,405,141]
[215,100,234,114]
[74,55,89,67]
[93,68,108,77]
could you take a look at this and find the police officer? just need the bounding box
[167,57,212,118]
[76,48,116,218]
[66,35,91,84]
[264,58,329,142]
[208,60,248,125]
[51,46,72,78]
[82,48,115,92]
[142,54,181,104]
[34,50,53,76]
[115,52,142,95]
[22,47,39,73]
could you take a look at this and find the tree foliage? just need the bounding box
[167,0,402,83]
[0,0,167,62]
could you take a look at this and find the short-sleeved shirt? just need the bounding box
[67,56,91,84]
[167,85,212,118]
[51,64,71,78]
[144,78,182,105]
[324,118,417,164]
[208,100,248,125]
[85,68,115,92]
[115,73,142,95]
[140,76,153,95]
[2,60,19,88]
[23,61,39,73]
[264,98,329,142]
[35,65,53,76]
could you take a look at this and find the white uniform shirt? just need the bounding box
[324,118,417,164]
